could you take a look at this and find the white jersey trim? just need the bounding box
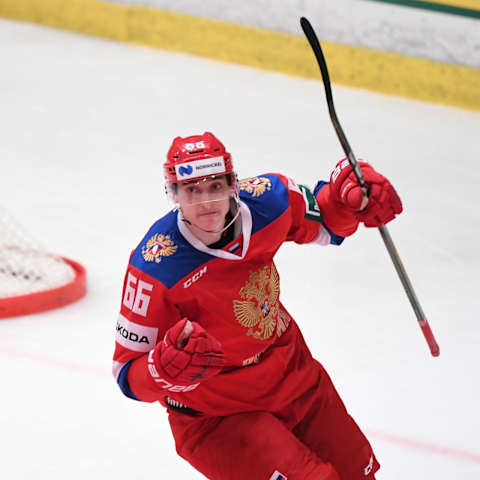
[178,200,252,260]
[116,313,158,352]
[269,470,287,480]
[112,360,126,381]
[310,224,331,246]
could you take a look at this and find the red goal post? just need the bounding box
[0,209,87,318]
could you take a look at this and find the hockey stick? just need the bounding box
[300,17,440,357]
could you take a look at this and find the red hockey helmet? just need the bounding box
[164,132,235,194]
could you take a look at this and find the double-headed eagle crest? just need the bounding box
[233,264,280,340]
[239,177,272,197]
[142,234,177,263]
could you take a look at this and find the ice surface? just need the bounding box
[0,18,479,480]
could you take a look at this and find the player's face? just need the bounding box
[176,176,232,232]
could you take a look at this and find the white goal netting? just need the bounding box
[0,207,86,318]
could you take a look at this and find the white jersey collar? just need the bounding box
[177,200,252,260]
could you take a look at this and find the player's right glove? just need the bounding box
[152,318,224,386]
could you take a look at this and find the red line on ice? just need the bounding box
[1,346,479,464]
[0,346,110,379]
[366,429,480,464]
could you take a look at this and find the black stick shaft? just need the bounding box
[300,18,368,197]
[300,16,439,357]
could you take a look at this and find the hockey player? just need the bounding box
[112,132,402,480]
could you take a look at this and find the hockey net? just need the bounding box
[0,208,86,318]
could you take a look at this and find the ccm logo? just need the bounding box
[184,266,207,288]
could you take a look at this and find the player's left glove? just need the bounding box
[316,158,402,236]
[330,158,403,227]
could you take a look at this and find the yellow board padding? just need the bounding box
[0,0,128,40]
[417,0,480,10]
[1,0,479,111]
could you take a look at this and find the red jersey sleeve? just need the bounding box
[112,262,183,402]
[273,173,341,246]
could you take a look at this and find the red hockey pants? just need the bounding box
[168,365,380,480]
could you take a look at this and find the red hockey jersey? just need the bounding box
[112,173,344,417]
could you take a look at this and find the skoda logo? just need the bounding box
[178,165,193,176]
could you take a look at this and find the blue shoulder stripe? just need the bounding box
[130,210,214,289]
[239,174,290,234]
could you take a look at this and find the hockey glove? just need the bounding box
[331,158,402,227]
[154,318,224,385]
[317,158,402,235]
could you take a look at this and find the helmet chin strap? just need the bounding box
[179,196,241,235]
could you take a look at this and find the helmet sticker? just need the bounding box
[175,156,226,181]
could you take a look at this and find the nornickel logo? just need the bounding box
[196,161,222,170]
[178,165,193,176]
